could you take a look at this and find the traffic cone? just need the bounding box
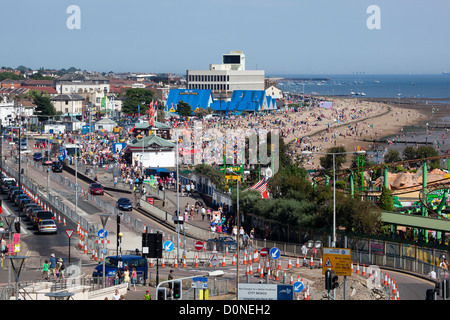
[257,262,261,274]
[84,243,87,254]
[194,255,199,267]
[319,257,322,268]
[277,258,282,270]
[356,262,360,275]
[174,256,178,268]
[310,255,314,269]
[161,256,166,267]
[222,255,226,267]
[305,283,310,300]
[287,257,292,269]
[351,261,354,273]
[384,273,388,286]
[149,258,154,267]
[225,245,229,255]
[290,272,294,285]
[275,269,279,281]
[63,217,66,226]
[249,262,253,275]
[260,266,264,279]
[58,214,61,223]
[208,256,212,268]
[362,264,366,276]
[296,256,300,268]
[77,221,80,234]
[232,254,236,266]
[243,252,247,265]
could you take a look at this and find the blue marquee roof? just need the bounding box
[209,90,278,113]
[166,89,213,112]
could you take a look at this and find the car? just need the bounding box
[18,196,33,211]
[32,211,54,228]
[15,194,30,207]
[89,183,104,195]
[33,152,43,161]
[10,190,25,203]
[206,236,237,252]
[42,157,53,166]
[51,161,63,172]
[8,186,20,200]
[1,178,16,193]
[22,203,40,218]
[27,207,44,222]
[117,198,132,211]
[38,219,57,234]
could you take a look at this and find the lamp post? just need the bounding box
[301,150,366,247]
[227,168,240,299]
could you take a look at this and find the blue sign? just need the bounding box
[277,285,294,300]
[293,281,304,293]
[192,277,208,283]
[269,247,280,260]
[98,229,108,239]
[163,240,174,252]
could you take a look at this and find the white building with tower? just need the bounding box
[186,51,265,95]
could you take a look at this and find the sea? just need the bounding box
[272,74,450,101]
[272,74,450,161]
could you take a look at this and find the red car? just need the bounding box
[89,183,104,195]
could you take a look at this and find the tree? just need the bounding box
[122,88,155,115]
[402,146,417,161]
[28,90,56,121]
[379,186,394,211]
[176,101,193,117]
[319,146,347,171]
[384,150,401,164]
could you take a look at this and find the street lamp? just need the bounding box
[301,150,366,247]
[227,168,240,299]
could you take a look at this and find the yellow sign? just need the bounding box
[169,107,176,112]
[322,247,351,276]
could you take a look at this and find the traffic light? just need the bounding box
[157,287,167,300]
[330,271,339,289]
[14,221,20,233]
[172,280,182,300]
[325,270,338,290]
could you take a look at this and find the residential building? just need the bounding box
[50,94,85,116]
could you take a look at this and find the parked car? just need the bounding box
[89,183,104,195]
[117,198,132,211]
[38,219,57,234]
[33,152,43,161]
[51,161,63,172]
[32,211,54,228]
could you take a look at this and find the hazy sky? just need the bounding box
[1,0,449,75]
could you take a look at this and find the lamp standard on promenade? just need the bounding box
[301,150,366,247]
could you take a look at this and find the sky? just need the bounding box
[1,0,449,75]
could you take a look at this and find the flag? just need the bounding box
[148,101,155,127]
[248,177,269,199]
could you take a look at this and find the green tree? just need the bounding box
[0,72,23,81]
[28,90,56,121]
[379,186,394,211]
[319,146,347,171]
[176,101,193,117]
[402,146,418,161]
[384,150,401,164]
[122,88,155,114]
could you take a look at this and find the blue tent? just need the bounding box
[166,89,213,112]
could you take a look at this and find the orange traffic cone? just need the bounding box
[222,255,226,267]
[161,256,166,267]
[296,256,300,268]
[174,256,178,268]
[232,254,236,266]
[194,255,199,267]
[287,257,292,269]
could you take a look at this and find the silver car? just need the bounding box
[38,219,57,234]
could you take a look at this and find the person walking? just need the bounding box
[49,253,56,276]
[42,260,49,280]
[123,266,130,290]
[131,267,137,291]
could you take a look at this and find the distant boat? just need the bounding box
[374,80,380,83]
[350,91,355,95]
[360,92,366,96]
[411,82,415,85]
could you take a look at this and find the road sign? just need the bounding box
[238,284,294,300]
[293,281,304,293]
[322,247,352,276]
[210,253,220,266]
[259,247,268,257]
[65,229,74,238]
[191,277,208,289]
[163,240,174,252]
[194,240,204,251]
[269,247,280,260]
[98,229,108,239]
